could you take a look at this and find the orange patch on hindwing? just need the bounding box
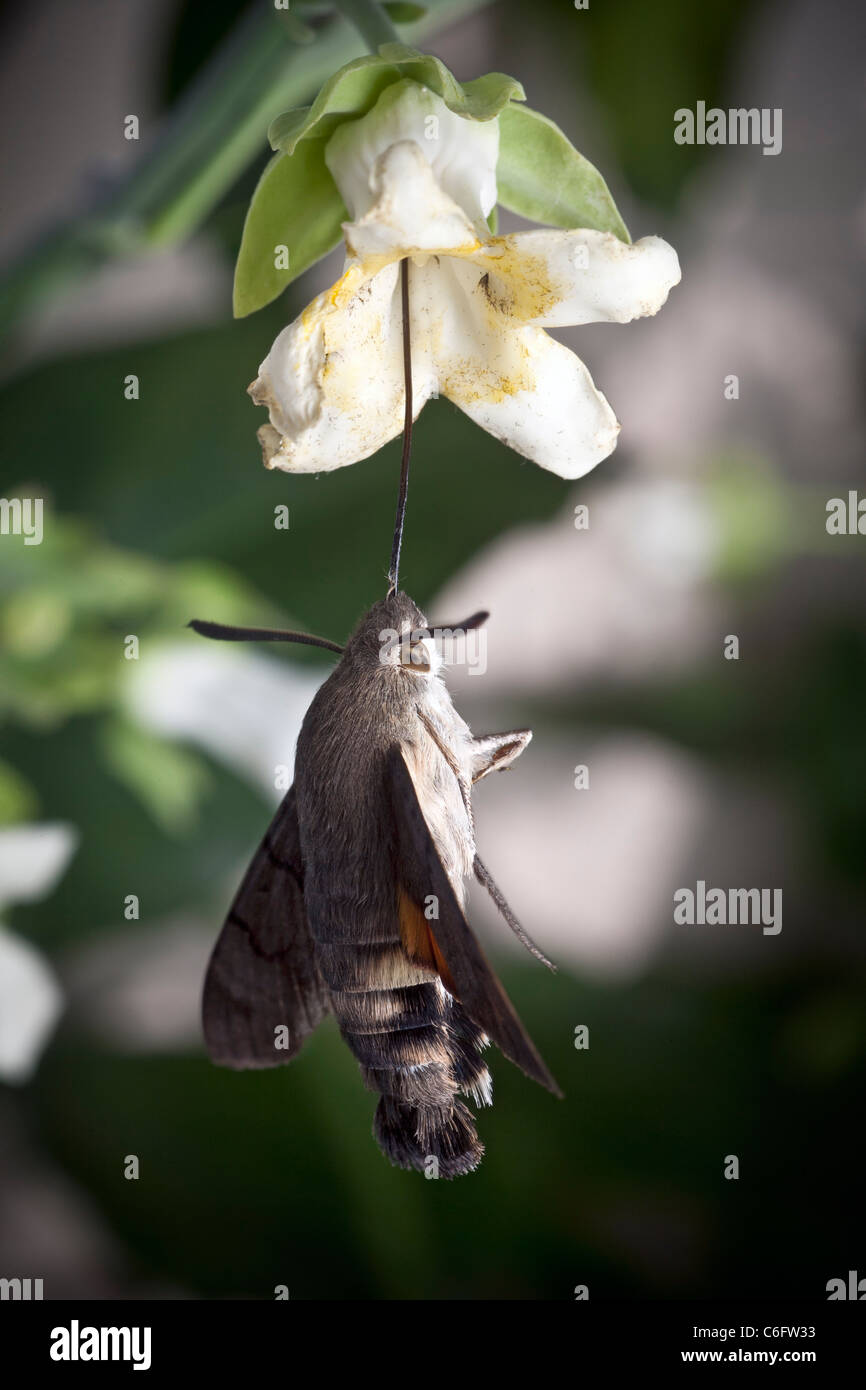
[398,886,456,993]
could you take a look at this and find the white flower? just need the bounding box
[250,80,680,480]
[0,823,76,1083]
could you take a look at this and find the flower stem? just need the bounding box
[337,0,401,51]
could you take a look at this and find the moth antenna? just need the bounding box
[424,610,490,635]
[188,619,344,655]
[387,257,413,597]
[473,854,557,973]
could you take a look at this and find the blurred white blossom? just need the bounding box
[66,917,212,1052]
[436,482,724,701]
[124,640,322,801]
[472,735,708,976]
[0,823,76,1082]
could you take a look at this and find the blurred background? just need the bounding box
[0,0,864,1300]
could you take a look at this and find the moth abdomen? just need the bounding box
[449,1004,493,1109]
[328,973,487,1177]
[314,940,434,992]
[331,982,440,1032]
[362,1062,454,1109]
[339,1022,451,1071]
[374,1095,484,1180]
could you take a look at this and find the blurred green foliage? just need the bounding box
[0,504,277,833]
[32,967,866,1298]
[0,509,267,729]
[528,0,755,208]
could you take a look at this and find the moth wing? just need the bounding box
[202,786,330,1069]
[386,744,561,1096]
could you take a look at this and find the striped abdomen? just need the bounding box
[313,922,492,1179]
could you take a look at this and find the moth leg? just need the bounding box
[473,854,556,973]
[470,729,532,784]
[418,710,474,826]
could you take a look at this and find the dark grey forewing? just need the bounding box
[386,745,562,1097]
[202,787,330,1069]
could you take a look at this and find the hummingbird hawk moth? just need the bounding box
[190,592,561,1177]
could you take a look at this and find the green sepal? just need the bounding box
[268,45,524,155]
[497,103,631,242]
[232,145,347,318]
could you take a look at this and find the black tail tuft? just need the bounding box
[374,1096,484,1179]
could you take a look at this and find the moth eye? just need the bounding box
[403,640,431,672]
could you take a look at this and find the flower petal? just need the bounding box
[412,258,619,479]
[341,142,480,260]
[325,78,498,233]
[249,261,435,473]
[472,229,681,328]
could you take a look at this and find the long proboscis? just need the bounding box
[188,619,344,654]
[387,258,413,596]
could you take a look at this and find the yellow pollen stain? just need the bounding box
[292,235,557,415]
[439,347,534,407]
[431,305,536,409]
[471,237,561,323]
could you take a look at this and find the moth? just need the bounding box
[191,591,561,1178]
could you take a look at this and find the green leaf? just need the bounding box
[232,146,347,317]
[382,2,428,20]
[268,46,523,154]
[0,758,38,825]
[101,719,211,836]
[497,103,630,242]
